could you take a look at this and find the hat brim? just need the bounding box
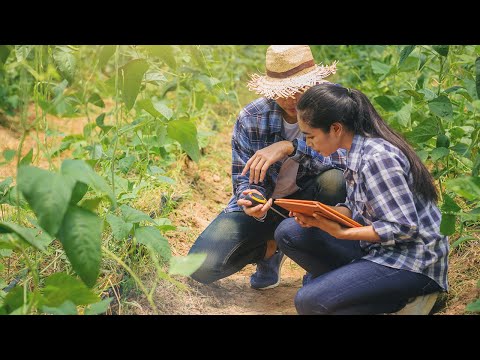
[247,62,337,99]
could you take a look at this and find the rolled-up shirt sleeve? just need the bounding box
[361,153,420,246]
[290,139,347,172]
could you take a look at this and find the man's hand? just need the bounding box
[237,189,273,219]
[241,141,294,184]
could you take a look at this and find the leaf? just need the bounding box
[42,300,78,315]
[0,177,13,196]
[95,113,112,133]
[371,61,391,75]
[399,45,415,66]
[428,96,453,118]
[0,45,11,66]
[476,57,480,99]
[19,148,33,167]
[120,205,155,224]
[466,299,480,313]
[473,154,480,177]
[405,118,438,143]
[134,226,171,260]
[452,236,477,249]
[167,119,200,162]
[152,101,173,120]
[53,47,76,83]
[446,176,480,201]
[79,197,104,212]
[143,45,176,69]
[118,59,149,111]
[450,143,470,157]
[2,287,31,314]
[144,71,167,85]
[88,93,105,108]
[394,103,412,127]
[430,147,449,162]
[137,98,162,117]
[374,95,404,112]
[169,253,207,276]
[98,45,116,68]
[441,193,461,213]
[3,149,16,163]
[0,222,53,252]
[41,272,99,307]
[61,159,116,206]
[189,45,206,71]
[57,206,103,287]
[118,155,136,174]
[418,88,436,101]
[70,182,89,205]
[84,297,113,315]
[416,150,428,163]
[440,214,456,236]
[15,45,32,62]
[401,89,425,101]
[17,166,76,236]
[432,45,449,57]
[106,213,133,240]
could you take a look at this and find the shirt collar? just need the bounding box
[270,101,285,135]
[347,134,365,172]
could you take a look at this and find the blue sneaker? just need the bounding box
[250,250,286,290]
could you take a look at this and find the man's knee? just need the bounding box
[315,169,346,205]
[274,218,298,252]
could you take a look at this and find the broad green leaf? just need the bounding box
[3,149,16,163]
[0,177,13,196]
[189,45,206,71]
[399,45,415,66]
[452,236,477,249]
[432,45,449,57]
[137,98,162,117]
[371,61,391,75]
[98,45,116,68]
[466,299,480,313]
[144,71,167,85]
[374,95,404,112]
[79,196,104,212]
[394,103,411,127]
[57,206,103,287]
[398,57,419,73]
[119,155,136,174]
[473,154,480,177]
[19,148,33,167]
[167,119,200,162]
[143,45,176,69]
[430,147,449,162]
[446,176,480,201]
[0,45,11,66]
[450,143,470,157]
[53,47,76,83]
[401,89,425,101]
[41,272,99,307]
[418,88,436,101]
[428,96,453,118]
[120,204,155,224]
[440,214,456,236]
[0,222,53,252]
[134,226,171,260]
[95,113,112,133]
[416,150,428,163]
[152,101,173,120]
[84,297,113,315]
[42,300,78,315]
[118,59,149,111]
[61,159,116,206]
[88,93,105,108]
[441,194,461,213]
[70,182,89,204]
[406,119,438,143]
[476,57,480,99]
[2,287,31,314]
[169,253,207,276]
[17,166,76,236]
[15,45,32,62]
[106,213,133,240]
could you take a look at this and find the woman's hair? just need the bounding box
[297,83,438,202]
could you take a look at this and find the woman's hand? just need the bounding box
[241,141,294,184]
[293,212,347,238]
[237,189,273,219]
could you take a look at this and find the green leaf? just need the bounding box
[143,45,176,69]
[167,119,200,162]
[42,300,78,315]
[79,197,104,212]
[95,113,113,133]
[371,61,391,75]
[134,226,171,260]
[450,143,470,157]
[466,299,480,313]
[120,205,155,224]
[399,45,415,66]
[169,253,207,276]
[428,95,453,118]
[57,206,103,287]
[430,147,450,162]
[0,222,53,252]
[3,149,16,163]
[473,154,480,177]
[416,150,428,163]
[84,297,113,315]
[446,176,480,201]
[98,45,116,68]
[475,57,480,99]
[17,166,76,236]
[61,159,116,206]
[2,287,31,314]
[0,45,11,66]
[374,95,404,112]
[452,236,477,249]
[15,45,32,62]
[118,155,136,174]
[401,89,425,101]
[152,101,173,120]
[106,213,133,240]
[19,148,33,167]
[41,272,99,307]
[189,45,206,71]
[70,182,89,205]
[394,103,412,127]
[137,98,162,117]
[53,47,76,84]
[118,59,149,111]
[88,93,105,108]
[440,214,456,236]
[0,177,13,196]
[432,45,449,57]
[406,119,438,143]
[441,194,461,213]
[418,88,436,101]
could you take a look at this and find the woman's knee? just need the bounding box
[294,285,330,315]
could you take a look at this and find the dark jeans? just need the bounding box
[275,218,442,315]
[188,169,346,284]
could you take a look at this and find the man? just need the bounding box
[188,45,347,290]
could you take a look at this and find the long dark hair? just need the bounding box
[297,83,438,202]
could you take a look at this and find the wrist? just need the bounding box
[287,139,297,157]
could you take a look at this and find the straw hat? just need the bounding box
[247,45,337,99]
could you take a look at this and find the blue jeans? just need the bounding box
[275,218,442,314]
[188,169,346,284]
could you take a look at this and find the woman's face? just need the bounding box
[297,115,342,157]
[275,91,304,119]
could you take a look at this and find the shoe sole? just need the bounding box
[390,292,439,315]
[253,255,287,290]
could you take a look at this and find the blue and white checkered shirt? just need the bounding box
[338,134,449,291]
[225,97,347,212]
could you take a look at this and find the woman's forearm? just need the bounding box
[339,225,381,242]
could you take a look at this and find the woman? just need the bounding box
[275,83,449,315]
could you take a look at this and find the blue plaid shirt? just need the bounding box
[225,97,347,212]
[338,134,449,291]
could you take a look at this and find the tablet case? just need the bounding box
[274,199,362,228]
